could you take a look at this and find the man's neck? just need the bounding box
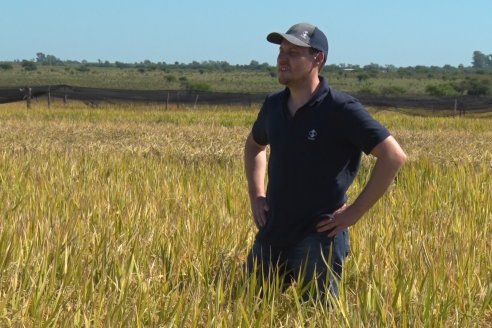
[287,75,321,116]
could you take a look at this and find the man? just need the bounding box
[244,23,407,299]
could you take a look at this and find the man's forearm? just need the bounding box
[350,153,405,219]
[316,136,406,236]
[350,136,406,218]
[244,133,267,202]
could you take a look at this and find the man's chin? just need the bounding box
[278,76,288,85]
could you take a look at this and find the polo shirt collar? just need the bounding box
[308,75,330,107]
[282,76,330,109]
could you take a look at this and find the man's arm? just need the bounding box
[244,132,268,228]
[316,135,407,237]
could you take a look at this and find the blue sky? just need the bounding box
[1,0,491,67]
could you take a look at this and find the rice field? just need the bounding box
[0,102,491,327]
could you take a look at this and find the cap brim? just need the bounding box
[267,32,310,47]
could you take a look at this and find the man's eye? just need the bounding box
[279,49,300,57]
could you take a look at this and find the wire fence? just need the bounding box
[1,85,492,113]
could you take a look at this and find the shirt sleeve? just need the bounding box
[251,101,269,146]
[337,99,390,155]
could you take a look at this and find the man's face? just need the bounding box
[277,40,318,86]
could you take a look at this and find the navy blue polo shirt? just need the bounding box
[251,76,390,247]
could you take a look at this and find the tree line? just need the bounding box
[1,50,492,72]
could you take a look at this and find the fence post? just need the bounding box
[166,92,169,111]
[27,87,32,109]
[48,86,51,109]
[194,94,199,109]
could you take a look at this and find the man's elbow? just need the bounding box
[387,140,407,170]
[373,136,407,169]
[393,148,407,169]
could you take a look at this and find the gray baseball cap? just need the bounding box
[267,23,329,55]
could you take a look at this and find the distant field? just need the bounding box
[0,64,278,93]
[0,103,491,327]
[0,63,471,95]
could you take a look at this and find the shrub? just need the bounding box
[182,81,211,91]
[165,75,177,82]
[76,65,90,73]
[357,86,377,95]
[380,86,406,96]
[450,78,491,96]
[0,63,13,70]
[425,83,459,97]
[21,60,37,71]
[465,78,490,96]
[357,73,370,83]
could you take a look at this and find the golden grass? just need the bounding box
[0,103,491,327]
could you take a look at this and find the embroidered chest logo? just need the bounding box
[307,129,318,141]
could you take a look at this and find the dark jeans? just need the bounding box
[246,229,350,299]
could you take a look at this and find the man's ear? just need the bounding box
[316,52,326,65]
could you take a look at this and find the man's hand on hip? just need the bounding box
[252,196,269,228]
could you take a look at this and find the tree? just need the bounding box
[472,51,491,68]
[249,60,259,67]
[362,63,381,78]
[115,61,130,69]
[36,52,46,63]
[44,54,61,65]
[35,52,62,65]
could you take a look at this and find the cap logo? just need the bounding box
[300,31,310,41]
